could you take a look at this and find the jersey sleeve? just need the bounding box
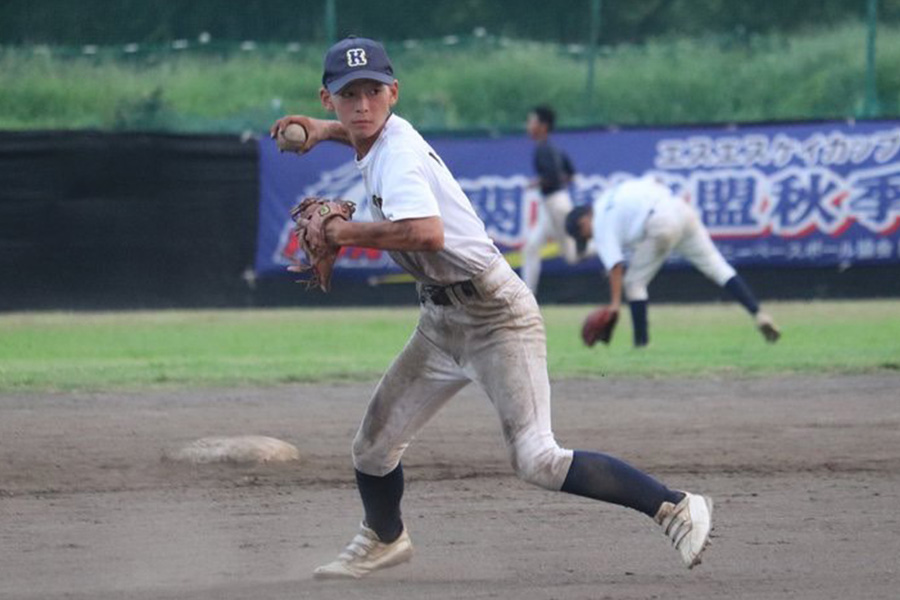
[379,150,441,221]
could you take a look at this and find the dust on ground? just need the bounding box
[1,375,898,599]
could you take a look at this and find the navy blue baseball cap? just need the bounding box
[322,36,395,94]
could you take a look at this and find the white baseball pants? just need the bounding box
[352,258,574,491]
[624,197,736,302]
[521,190,578,293]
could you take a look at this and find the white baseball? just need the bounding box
[277,123,308,153]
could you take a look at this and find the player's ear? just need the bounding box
[388,80,399,107]
[320,87,335,112]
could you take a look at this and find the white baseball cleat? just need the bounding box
[313,523,413,580]
[755,312,781,343]
[655,492,714,569]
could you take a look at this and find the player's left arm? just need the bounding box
[607,262,624,312]
[326,216,444,252]
[595,215,625,312]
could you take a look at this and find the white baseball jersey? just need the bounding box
[356,114,501,285]
[591,177,667,272]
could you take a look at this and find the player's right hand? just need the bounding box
[269,115,320,154]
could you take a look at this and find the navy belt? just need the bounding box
[419,280,478,306]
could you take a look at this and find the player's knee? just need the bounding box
[352,433,401,477]
[711,263,736,286]
[624,280,648,302]
[509,441,572,490]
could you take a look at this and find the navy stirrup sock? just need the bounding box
[355,464,405,543]
[724,275,760,315]
[629,300,649,347]
[561,450,683,517]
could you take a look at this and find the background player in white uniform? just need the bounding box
[272,36,713,580]
[521,105,580,294]
[566,176,781,347]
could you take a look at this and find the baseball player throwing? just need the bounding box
[521,105,581,294]
[565,176,781,347]
[271,36,714,580]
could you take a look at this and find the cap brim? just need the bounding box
[326,71,396,94]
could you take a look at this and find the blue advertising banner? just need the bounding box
[256,119,900,279]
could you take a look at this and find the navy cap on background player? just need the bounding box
[322,36,395,94]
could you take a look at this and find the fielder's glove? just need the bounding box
[581,306,618,347]
[289,197,356,292]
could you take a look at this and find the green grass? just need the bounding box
[0,300,898,392]
[1,22,898,132]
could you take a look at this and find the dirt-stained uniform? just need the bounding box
[274,36,715,581]
[352,114,573,491]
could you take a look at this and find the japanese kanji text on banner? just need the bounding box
[256,120,900,279]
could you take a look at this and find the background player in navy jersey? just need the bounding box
[272,36,714,580]
[521,105,582,294]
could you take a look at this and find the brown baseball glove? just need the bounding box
[581,306,619,347]
[289,197,356,292]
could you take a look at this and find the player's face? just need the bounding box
[526,113,547,140]
[322,79,399,143]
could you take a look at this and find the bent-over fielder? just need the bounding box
[566,177,780,347]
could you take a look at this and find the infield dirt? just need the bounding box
[1,375,898,599]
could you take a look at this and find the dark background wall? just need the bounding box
[0,132,259,310]
[1,131,898,312]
